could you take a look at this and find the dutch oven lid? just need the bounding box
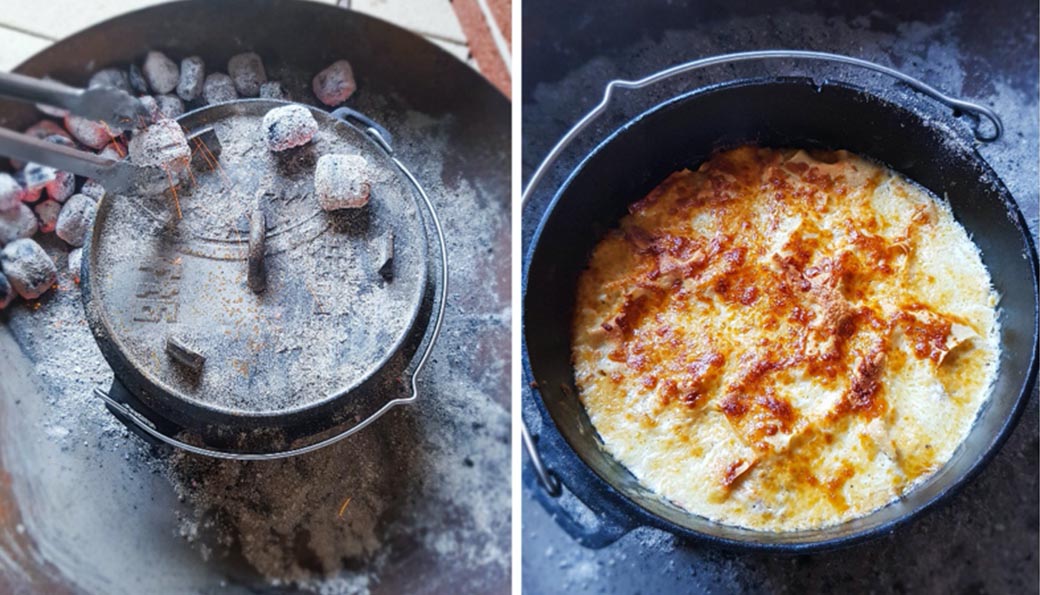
[83,100,428,424]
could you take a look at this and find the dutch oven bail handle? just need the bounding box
[521,49,1005,548]
[94,106,449,461]
[523,49,1003,209]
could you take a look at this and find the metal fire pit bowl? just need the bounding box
[81,99,447,460]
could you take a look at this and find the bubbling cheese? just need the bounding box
[571,146,1000,531]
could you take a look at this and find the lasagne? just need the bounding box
[571,146,1000,531]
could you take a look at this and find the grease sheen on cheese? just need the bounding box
[572,147,1000,531]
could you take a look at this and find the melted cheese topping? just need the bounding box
[572,147,1000,531]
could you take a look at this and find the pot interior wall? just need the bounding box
[524,78,1037,545]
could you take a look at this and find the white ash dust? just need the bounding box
[521,8,1037,584]
[2,247,129,449]
[165,419,401,584]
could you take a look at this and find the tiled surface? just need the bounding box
[0,0,472,70]
[346,0,466,42]
[0,0,173,41]
[0,27,51,71]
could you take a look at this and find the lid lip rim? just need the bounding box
[82,98,435,427]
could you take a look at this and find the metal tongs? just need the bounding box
[0,71,162,195]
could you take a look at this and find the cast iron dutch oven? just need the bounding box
[522,51,1039,551]
[0,0,453,461]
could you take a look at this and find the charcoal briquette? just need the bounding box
[203,73,238,105]
[26,120,71,141]
[262,104,318,152]
[34,199,61,233]
[0,203,37,245]
[177,55,206,102]
[138,95,161,125]
[312,60,356,106]
[228,52,267,97]
[55,194,96,248]
[65,114,112,150]
[128,119,191,172]
[44,134,77,149]
[20,164,56,198]
[0,238,56,299]
[45,170,76,203]
[156,94,186,120]
[97,142,126,162]
[0,173,21,211]
[0,272,12,309]
[128,63,149,95]
[143,51,180,94]
[80,179,106,202]
[67,247,82,283]
[89,68,131,93]
[259,81,288,100]
[315,154,371,211]
[14,171,42,205]
[12,120,70,169]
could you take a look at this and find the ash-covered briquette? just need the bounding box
[137,95,161,124]
[55,194,95,248]
[34,199,61,233]
[20,164,56,200]
[259,81,288,100]
[67,247,82,282]
[313,59,356,106]
[43,133,76,149]
[0,203,37,244]
[0,173,20,211]
[177,56,205,102]
[64,114,112,150]
[45,170,75,203]
[12,121,70,170]
[88,68,131,93]
[228,52,267,97]
[25,120,70,141]
[128,119,190,171]
[314,154,371,211]
[128,63,149,95]
[13,120,72,169]
[202,73,238,105]
[97,142,126,162]
[155,94,186,120]
[0,272,12,309]
[41,138,78,202]
[80,179,105,202]
[262,104,318,152]
[142,50,179,94]
[0,238,55,299]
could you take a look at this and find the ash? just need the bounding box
[2,60,509,595]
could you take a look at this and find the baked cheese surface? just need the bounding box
[571,147,1000,531]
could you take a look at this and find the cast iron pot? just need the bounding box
[0,0,461,461]
[522,51,1039,552]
